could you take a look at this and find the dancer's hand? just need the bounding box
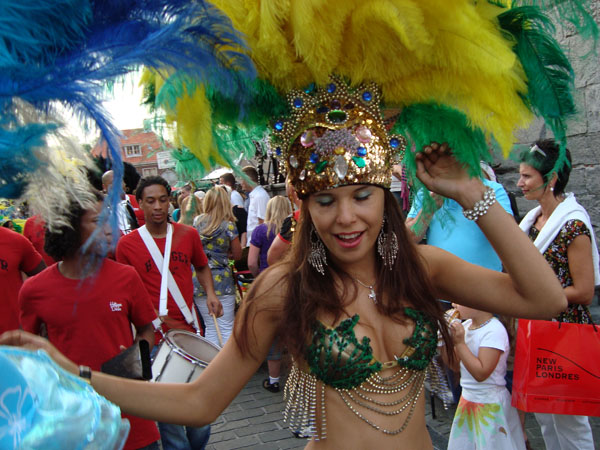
[416,142,484,207]
[0,329,78,375]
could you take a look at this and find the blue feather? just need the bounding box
[0,0,256,256]
[0,0,91,67]
[0,121,57,198]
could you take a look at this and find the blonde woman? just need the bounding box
[247,195,292,277]
[177,193,203,226]
[193,186,242,346]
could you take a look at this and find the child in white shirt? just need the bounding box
[447,304,525,450]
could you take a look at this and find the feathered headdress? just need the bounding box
[1,0,255,239]
[142,0,596,220]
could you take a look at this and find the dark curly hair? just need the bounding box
[44,190,104,261]
[135,176,171,202]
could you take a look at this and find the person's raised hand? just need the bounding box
[415,142,475,202]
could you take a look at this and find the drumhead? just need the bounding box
[166,330,220,364]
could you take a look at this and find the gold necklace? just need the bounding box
[352,277,377,304]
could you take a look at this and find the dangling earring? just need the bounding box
[308,225,327,275]
[377,215,398,268]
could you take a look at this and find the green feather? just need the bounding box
[207,78,288,128]
[171,147,211,182]
[393,103,491,235]
[499,6,575,183]
[510,0,598,42]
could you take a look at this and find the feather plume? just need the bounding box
[1,0,255,244]
[511,0,598,42]
[394,103,490,233]
[156,0,589,181]
[209,0,537,158]
[498,6,576,178]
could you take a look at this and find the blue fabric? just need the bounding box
[0,347,129,450]
[157,422,210,450]
[408,179,513,271]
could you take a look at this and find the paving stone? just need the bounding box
[206,430,237,445]
[234,422,280,437]
[248,411,288,425]
[259,429,298,443]
[237,395,282,409]
[277,439,309,449]
[263,403,285,414]
[211,419,250,433]
[223,407,267,422]
[231,394,256,405]
[249,443,281,450]
[211,436,261,450]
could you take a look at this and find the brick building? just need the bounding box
[91,128,178,184]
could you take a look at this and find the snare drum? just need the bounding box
[152,329,221,383]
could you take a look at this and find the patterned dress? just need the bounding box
[528,219,593,324]
[194,218,238,296]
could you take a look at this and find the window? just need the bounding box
[123,145,142,157]
[142,167,158,177]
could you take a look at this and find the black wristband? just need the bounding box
[79,365,92,383]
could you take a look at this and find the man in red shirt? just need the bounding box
[0,226,45,334]
[23,215,56,266]
[116,176,221,450]
[116,176,222,339]
[19,190,161,450]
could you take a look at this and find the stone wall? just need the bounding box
[495,3,600,246]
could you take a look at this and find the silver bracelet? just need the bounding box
[462,187,496,221]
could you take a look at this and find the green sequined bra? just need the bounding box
[283,308,438,440]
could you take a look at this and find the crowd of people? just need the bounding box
[2,0,599,449]
[0,135,597,450]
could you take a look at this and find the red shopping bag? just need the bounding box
[512,319,600,416]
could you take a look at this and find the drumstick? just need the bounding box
[211,314,223,348]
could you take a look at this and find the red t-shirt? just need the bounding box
[0,227,43,334]
[116,222,208,340]
[23,215,56,266]
[19,259,160,450]
[127,194,145,226]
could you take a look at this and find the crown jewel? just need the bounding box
[272,76,405,198]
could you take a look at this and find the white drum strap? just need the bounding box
[138,224,199,332]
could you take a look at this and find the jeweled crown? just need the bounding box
[271,76,405,198]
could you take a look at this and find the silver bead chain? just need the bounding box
[462,186,496,221]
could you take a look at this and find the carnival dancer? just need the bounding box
[1,1,593,448]
[0,137,566,449]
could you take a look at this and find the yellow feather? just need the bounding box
[166,85,223,170]
[163,0,537,161]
